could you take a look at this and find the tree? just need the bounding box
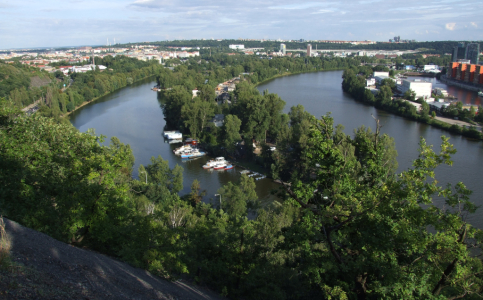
[222,114,242,153]
[280,114,483,299]
[217,174,257,217]
[0,110,135,253]
[144,155,183,195]
[403,89,416,101]
[188,179,206,206]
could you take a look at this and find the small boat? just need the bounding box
[181,149,206,159]
[239,170,250,174]
[184,138,198,145]
[168,139,183,144]
[478,91,483,97]
[173,144,194,155]
[224,164,234,170]
[203,157,227,169]
[213,161,228,170]
[164,130,182,140]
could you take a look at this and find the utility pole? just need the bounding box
[215,194,222,210]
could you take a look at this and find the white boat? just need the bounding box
[478,91,483,97]
[164,130,182,140]
[173,144,194,155]
[168,139,183,144]
[203,157,227,169]
[181,149,206,159]
[213,161,228,170]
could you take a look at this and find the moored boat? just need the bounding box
[224,164,234,170]
[164,130,182,140]
[181,149,206,159]
[213,162,227,170]
[203,157,227,169]
[478,91,483,97]
[173,144,194,155]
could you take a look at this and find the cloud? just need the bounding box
[311,9,333,14]
[470,22,477,28]
[269,2,339,10]
[445,22,456,30]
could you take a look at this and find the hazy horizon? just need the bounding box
[1,0,482,49]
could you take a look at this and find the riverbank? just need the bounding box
[254,68,346,87]
[62,75,156,118]
[439,75,483,93]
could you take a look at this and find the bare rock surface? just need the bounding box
[1,217,224,300]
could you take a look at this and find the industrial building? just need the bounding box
[307,44,312,57]
[397,79,432,99]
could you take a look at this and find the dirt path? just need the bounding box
[1,217,224,300]
[434,116,482,130]
[21,99,42,112]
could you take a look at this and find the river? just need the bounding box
[69,78,281,207]
[69,72,483,228]
[257,71,483,227]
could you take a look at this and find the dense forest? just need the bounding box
[1,53,483,299]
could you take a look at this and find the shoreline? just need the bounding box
[254,68,346,87]
[439,75,483,93]
[62,75,156,118]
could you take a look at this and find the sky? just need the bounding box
[0,0,482,49]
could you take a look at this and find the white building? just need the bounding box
[366,78,376,86]
[373,71,389,77]
[229,44,245,50]
[398,79,432,99]
[423,65,439,71]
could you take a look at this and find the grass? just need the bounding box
[0,217,12,269]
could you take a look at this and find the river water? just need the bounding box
[69,72,483,227]
[69,78,280,207]
[257,71,483,227]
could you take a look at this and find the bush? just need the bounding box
[66,101,75,112]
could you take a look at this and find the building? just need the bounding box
[466,43,480,65]
[307,44,312,57]
[397,79,432,99]
[280,43,286,55]
[211,114,225,127]
[452,42,467,62]
[366,78,376,86]
[423,65,439,71]
[373,71,389,77]
[428,101,450,113]
[447,62,483,85]
[229,44,245,50]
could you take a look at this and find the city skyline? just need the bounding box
[1,0,482,49]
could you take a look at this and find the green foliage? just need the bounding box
[280,114,483,299]
[0,112,134,254]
